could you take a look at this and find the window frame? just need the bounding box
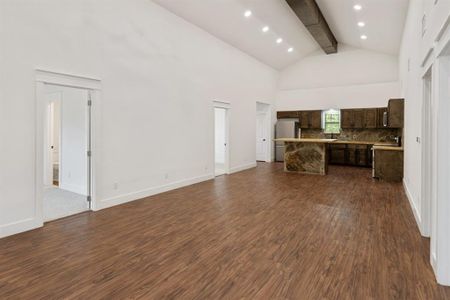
[322,109,341,134]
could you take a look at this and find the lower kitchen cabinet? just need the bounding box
[328,144,372,168]
[373,148,404,182]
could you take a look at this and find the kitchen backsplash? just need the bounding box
[302,128,402,143]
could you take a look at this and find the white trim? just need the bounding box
[36,69,101,90]
[0,218,43,239]
[229,162,257,174]
[96,174,214,210]
[403,179,424,236]
[213,100,231,109]
[421,47,435,68]
[435,14,450,43]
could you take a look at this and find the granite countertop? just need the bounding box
[274,138,337,143]
[372,145,404,151]
[332,140,398,146]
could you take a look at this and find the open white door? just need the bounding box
[214,102,230,176]
[256,112,268,161]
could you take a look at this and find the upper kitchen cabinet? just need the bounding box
[352,109,365,128]
[364,108,378,129]
[299,110,322,129]
[277,111,299,119]
[310,111,322,129]
[377,107,388,128]
[342,108,388,129]
[341,109,364,128]
[341,109,353,129]
[387,99,404,128]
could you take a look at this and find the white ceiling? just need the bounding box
[316,0,409,55]
[151,0,409,70]
[151,0,319,70]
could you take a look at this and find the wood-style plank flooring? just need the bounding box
[1,163,450,299]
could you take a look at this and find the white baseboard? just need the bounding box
[95,173,214,211]
[0,217,43,239]
[403,179,424,236]
[229,162,257,174]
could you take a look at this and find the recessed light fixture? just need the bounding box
[288,47,294,52]
[276,38,283,44]
[262,26,269,32]
[360,35,368,40]
[357,22,365,27]
[244,10,252,17]
[353,4,362,10]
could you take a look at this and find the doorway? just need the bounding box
[214,103,230,176]
[42,84,91,221]
[256,102,271,162]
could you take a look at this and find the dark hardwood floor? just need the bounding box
[1,163,449,299]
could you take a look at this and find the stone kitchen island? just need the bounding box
[274,138,337,175]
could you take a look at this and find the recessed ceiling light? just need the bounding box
[262,26,269,32]
[358,22,365,27]
[288,47,294,52]
[360,35,367,40]
[244,10,252,17]
[276,38,283,44]
[353,4,362,10]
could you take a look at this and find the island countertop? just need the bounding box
[274,138,337,143]
[275,139,399,147]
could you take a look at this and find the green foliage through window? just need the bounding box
[324,110,341,134]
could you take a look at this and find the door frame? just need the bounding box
[432,49,450,285]
[213,101,230,175]
[421,66,433,238]
[256,102,272,162]
[35,69,101,224]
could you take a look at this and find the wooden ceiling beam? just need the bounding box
[286,0,338,54]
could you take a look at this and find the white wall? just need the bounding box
[0,0,277,237]
[277,44,401,110]
[399,0,450,286]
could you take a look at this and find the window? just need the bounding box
[323,109,341,134]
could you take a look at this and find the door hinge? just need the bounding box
[87,150,92,157]
[87,196,92,202]
[87,99,92,106]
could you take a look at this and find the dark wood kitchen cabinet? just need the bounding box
[373,148,404,181]
[377,107,388,128]
[299,110,322,129]
[277,111,299,119]
[342,108,387,129]
[341,109,353,128]
[388,98,404,128]
[352,109,365,128]
[328,143,373,167]
[341,109,364,128]
[364,108,378,128]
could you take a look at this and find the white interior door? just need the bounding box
[214,107,228,176]
[256,112,268,161]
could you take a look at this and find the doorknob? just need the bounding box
[263,139,266,141]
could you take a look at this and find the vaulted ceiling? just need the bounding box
[151,0,409,70]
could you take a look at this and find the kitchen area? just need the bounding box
[275,99,404,181]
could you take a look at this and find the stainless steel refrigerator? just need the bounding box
[275,119,299,162]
